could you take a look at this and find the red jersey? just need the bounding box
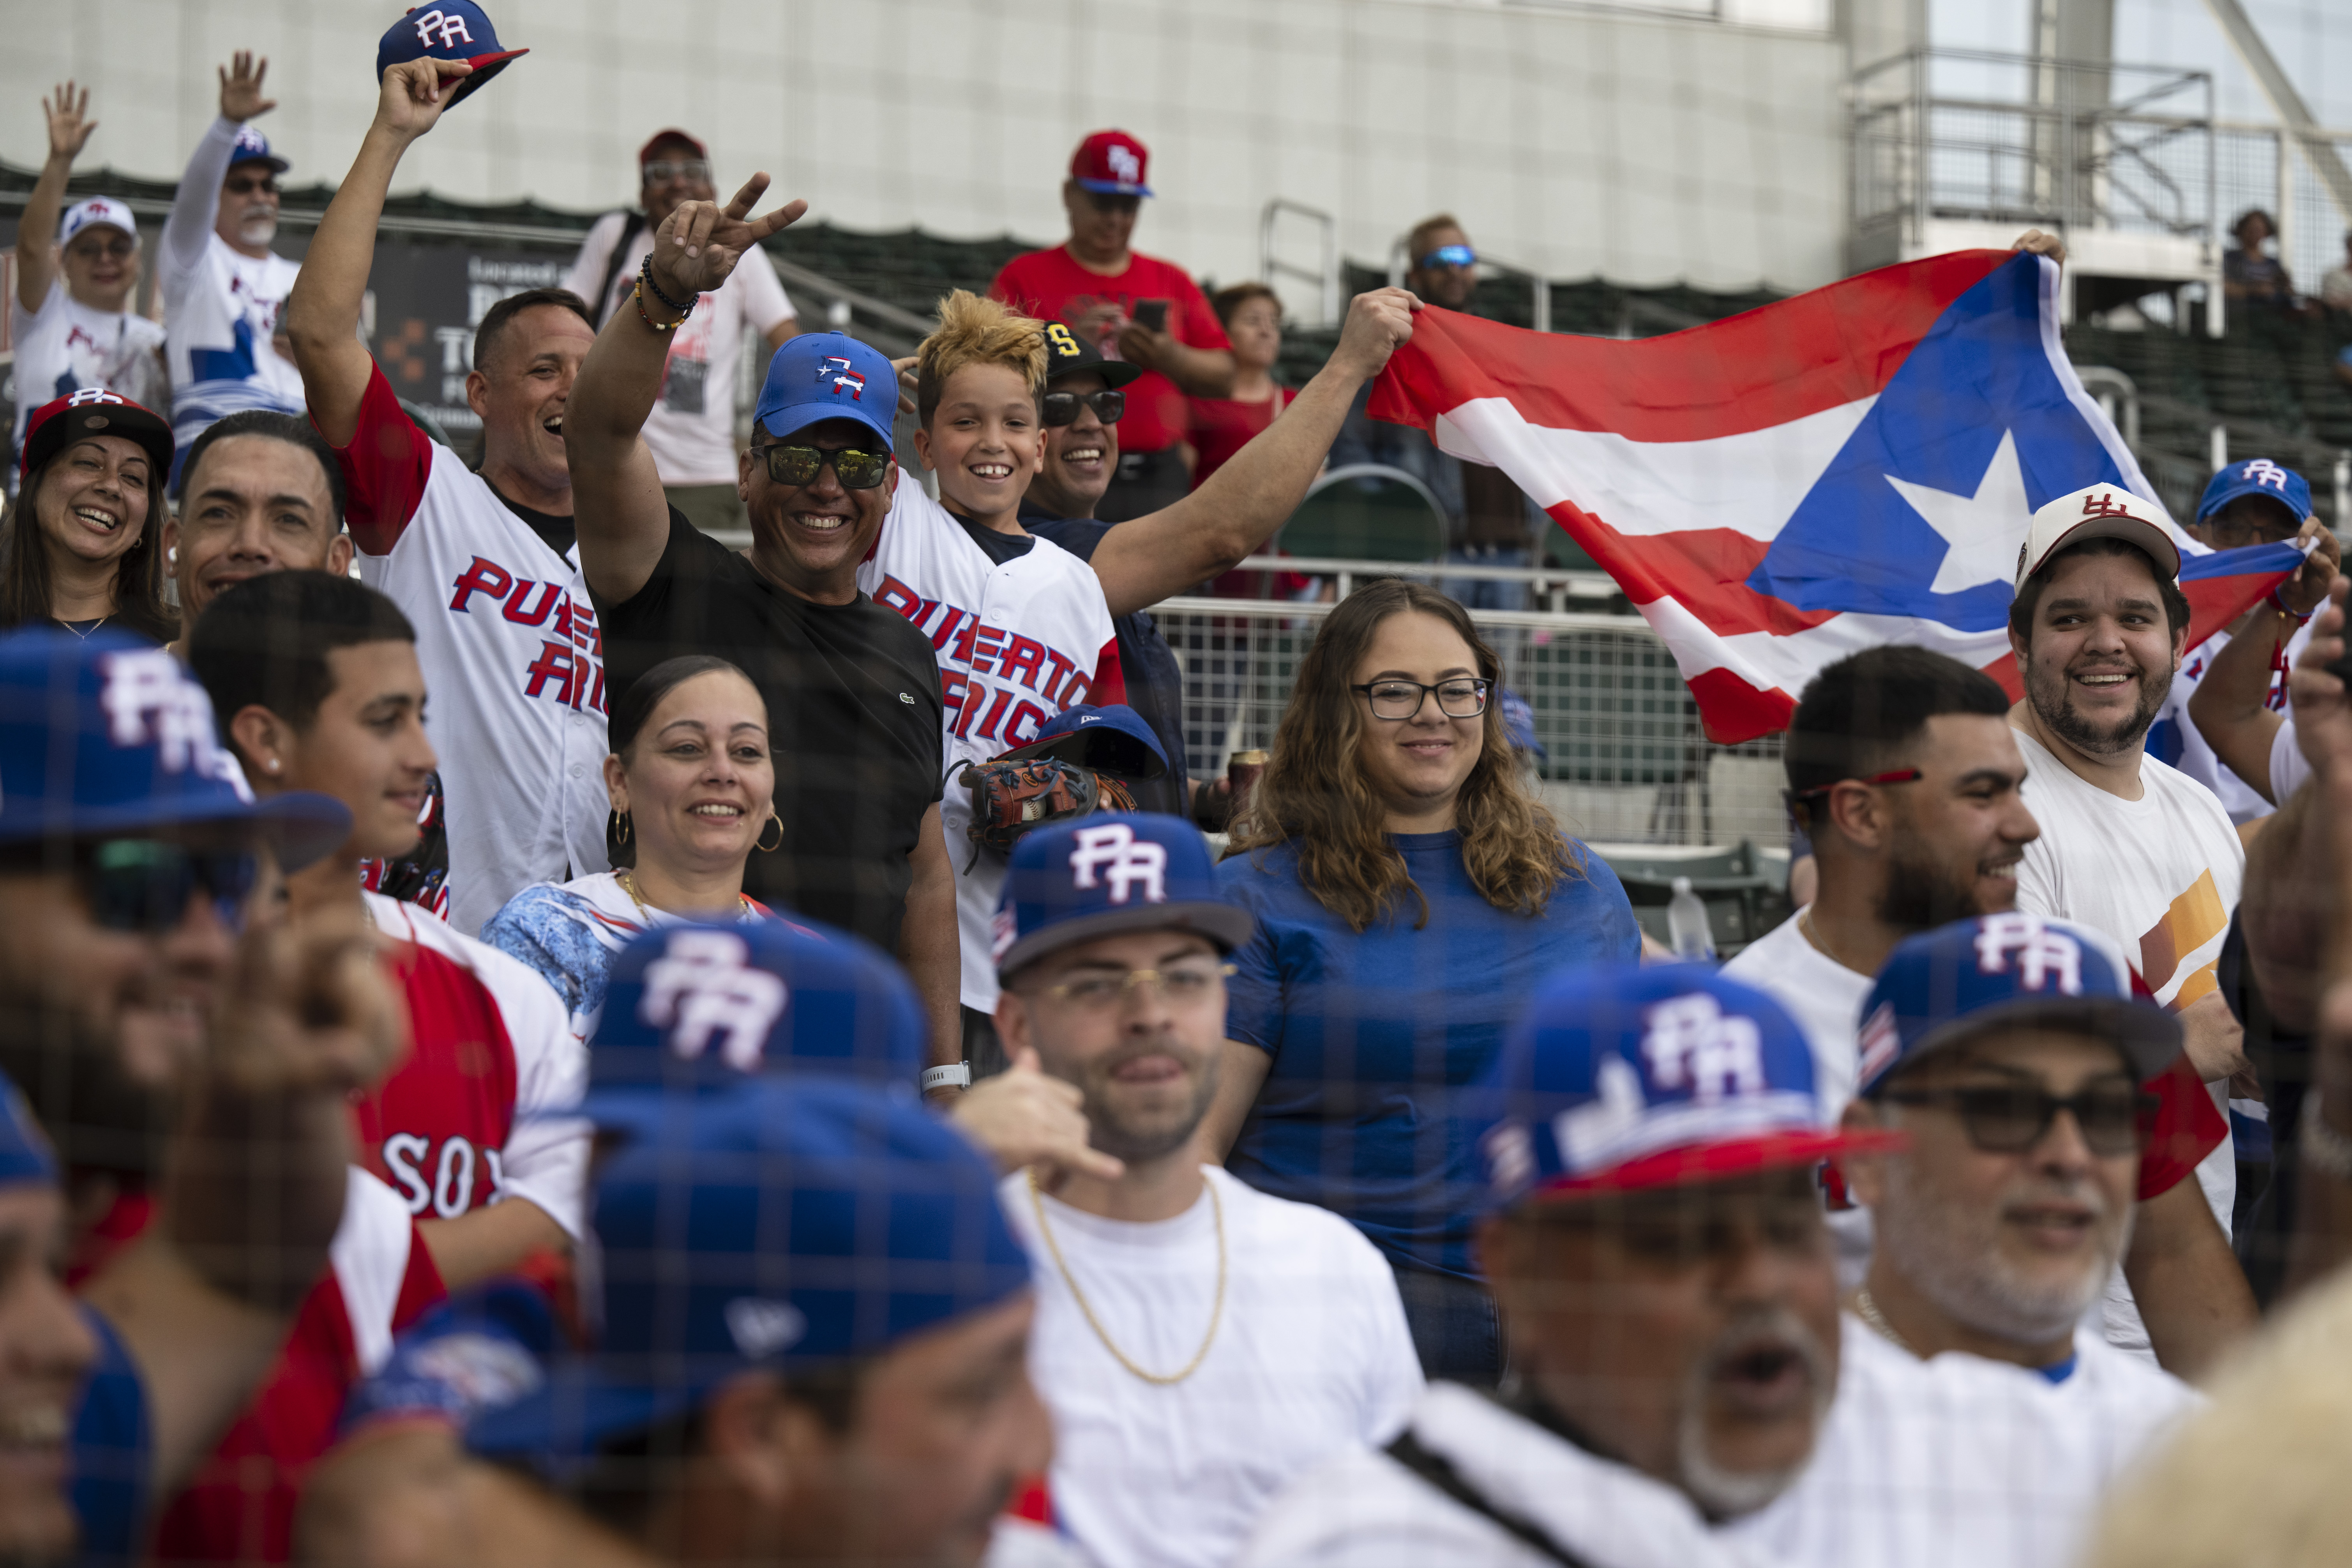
[991,246,1228,456]
[148,1174,447,1565]
[150,896,586,1563]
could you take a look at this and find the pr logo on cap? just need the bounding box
[1970,912,2083,993]
[65,389,124,410]
[723,1298,807,1360]
[410,7,476,47]
[1067,823,1166,904]
[2242,458,2290,493]
[101,650,251,798]
[816,355,865,401]
[639,930,788,1072]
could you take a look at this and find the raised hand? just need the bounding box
[218,51,277,124]
[648,173,808,304]
[2292,574,2352,786]
[1330,286,1420,382]
[2283,514,2343,616]
[371,57,473,145]
[206,906,408,1100]
[43,82,95,166]
[948,1045,1125,1190]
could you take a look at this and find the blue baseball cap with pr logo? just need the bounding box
[375,3,530,107]
[753,332,897,454]
[993,812,1252,977]
[2196,457,2313,530]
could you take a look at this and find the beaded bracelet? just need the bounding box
[634,277,690,332]
[2270,584,2313,625]
[639,255,696,316]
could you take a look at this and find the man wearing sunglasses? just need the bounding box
[0,626,438,1563]
[567,179,963,1066]
[1017,328,1190,819]
[989,814,1421,1568]
[1831,915,2202,1412]
[1333,214,1543,612]
[10,84,167,494]
[560,129,800,537]
[160,52,305,483]
[991,131,1236,521]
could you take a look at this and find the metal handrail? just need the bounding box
[1260,199,1340,328]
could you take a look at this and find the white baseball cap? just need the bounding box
[2013,482,2180,591]
[57,197,138,250]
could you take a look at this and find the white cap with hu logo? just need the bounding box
[2013,482,2181,591]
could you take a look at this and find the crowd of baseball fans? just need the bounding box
[5,5,2352,1566]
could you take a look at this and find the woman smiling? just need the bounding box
[0,391,177,642]
[484,655,797,1038]
[1202,579,1640,1381]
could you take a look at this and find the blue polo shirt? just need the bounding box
[1218,831,1640,1279]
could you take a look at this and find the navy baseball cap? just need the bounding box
[1855,914,2181,1097]
[376,4,529,107]
[0,629,348,868]
[588,920,926,1095]
[1475,966,1900,1203]
[753,332,896,454]
[1041,321,1143,390]
[226,125,288,175]
[2197,457,2312,530]
[465,1076,1030,1466]
[992,812,1252,977]
[1001,704,1168,779]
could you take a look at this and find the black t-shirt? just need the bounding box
[1019,505,1190,817]
[487,481,577,558]
[595,510,947,952]
[954,513,1035,565]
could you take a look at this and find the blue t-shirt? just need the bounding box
[1218,830,1640,1278]
[70,1304,151,1568]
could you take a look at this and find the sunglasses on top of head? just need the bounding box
[1043,388,1125,427]
[754,442,891,491]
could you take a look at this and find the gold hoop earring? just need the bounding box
[757,811,784,853]
[611,809,631,846]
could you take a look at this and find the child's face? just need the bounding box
[915,362,1044,519]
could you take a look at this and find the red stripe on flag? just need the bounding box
[1370,251,2014,443]
[1553,502,1840,639]
[1686,667,1799,745]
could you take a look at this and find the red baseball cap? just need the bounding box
[20,390,174,485]
[639,129,709,166]
[1071,130,1153,198]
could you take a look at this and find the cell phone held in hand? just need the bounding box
[1130,298,1169,334]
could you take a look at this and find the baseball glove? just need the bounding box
[958,756,1139,865]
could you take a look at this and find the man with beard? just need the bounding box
[160,52,305,480]
[0,627,416,1564]
[990,814,1421,1568]
[1241,967,2194,1568]
[2007,482,2256,1369]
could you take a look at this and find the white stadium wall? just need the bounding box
[1,0,1848,298]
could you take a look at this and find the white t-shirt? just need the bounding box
[2155,620,2309,823]
[1005,1165,1422,1568]
[2011,726,2243,1354]
[160,117,305,458]
[1238,1318,2193,1568]
[560,212,796,486]
[2269,717,2310,806]
[1722,910,1877,1289]
[7,279,167,485]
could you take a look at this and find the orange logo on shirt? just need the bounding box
[2138,870,2227,1007]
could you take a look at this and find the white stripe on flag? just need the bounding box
[1635,595,2014,694]
[1427,395,1877,542]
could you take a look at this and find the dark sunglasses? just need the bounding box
[75,839,256,934]
[69,237,137,261]
[1881,1082,2157,1158]
[754,443,890,491]
[1043,388,1125,427]
[223,175,277,196]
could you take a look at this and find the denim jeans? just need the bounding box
[1442,544,1529,612]
[1390,1262,1504,1385]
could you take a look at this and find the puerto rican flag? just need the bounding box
[1370,250,2304,743]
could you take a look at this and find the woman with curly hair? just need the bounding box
[1205,578,1639,1379]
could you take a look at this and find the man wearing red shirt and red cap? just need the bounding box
[992,130,1235,521]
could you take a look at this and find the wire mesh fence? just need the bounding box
[1153,586,1793,854]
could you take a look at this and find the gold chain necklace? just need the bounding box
[613,867,752,920]
[1026,1168,1227,1386]
[1853,1285,1918,1355]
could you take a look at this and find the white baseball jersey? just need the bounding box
[332,362,611,936]
[859,484,1123,1010]
[160,117,305,459]
[8,280,168,488]
[362,892,590,1240]
[1240,1317,2190,1568]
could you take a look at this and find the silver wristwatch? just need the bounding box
[922,1062,973,1093]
